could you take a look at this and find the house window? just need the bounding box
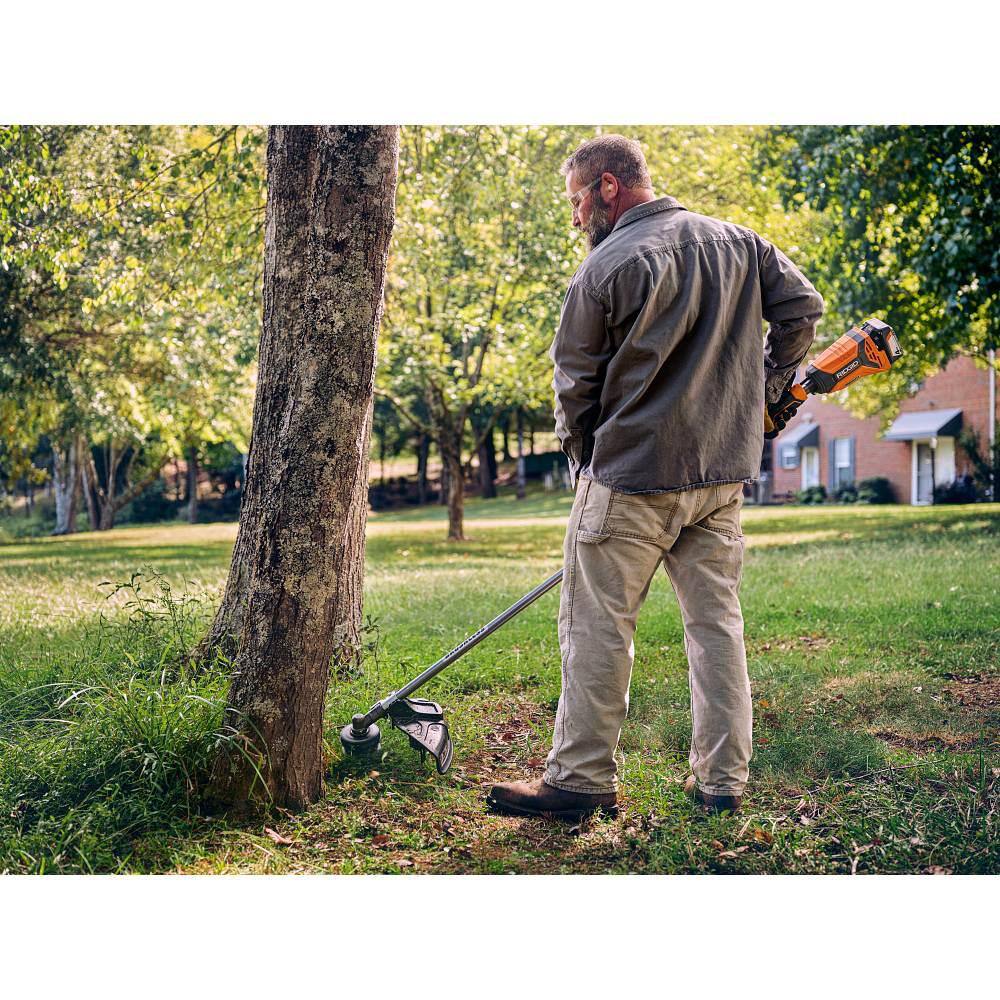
[780,444,799,469]
[832,436,854,489]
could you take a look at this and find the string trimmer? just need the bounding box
[339,570,564,772]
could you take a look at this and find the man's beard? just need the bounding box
[584,193,615,252]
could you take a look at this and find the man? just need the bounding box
[487,134,824,819]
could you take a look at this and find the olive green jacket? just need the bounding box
[550,197,824,492]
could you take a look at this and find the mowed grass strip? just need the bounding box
[1,493,997,873]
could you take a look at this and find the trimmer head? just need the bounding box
[338,699,453,773]
[339,716,382,758]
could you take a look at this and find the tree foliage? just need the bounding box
[768,125,999,417]
[0,126,265,526]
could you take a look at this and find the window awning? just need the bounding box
[777,422,819,449]
[883,408,962,441]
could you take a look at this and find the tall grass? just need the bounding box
[0,572,233,873]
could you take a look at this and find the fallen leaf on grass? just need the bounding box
[927,866,953,875]
[718,846,751,859]
[264,827,293,846]
[371,834,391,847]
[752,828,774,845]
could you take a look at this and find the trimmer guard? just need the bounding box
[387,697,454,774]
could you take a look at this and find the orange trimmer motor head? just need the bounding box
[799,318,902,397]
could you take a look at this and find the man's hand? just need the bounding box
[764,386,804,439]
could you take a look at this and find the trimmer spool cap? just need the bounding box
[339,719,382,758]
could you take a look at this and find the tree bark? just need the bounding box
[202,125,399,811]
[516,408,527,500]
[186,445,199,524]
[80,443,99,531]
[52,438,79,535]
[416,432,429,505]
[438,450,449,506]
[440,434,466,540]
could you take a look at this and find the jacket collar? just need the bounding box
[611,195,685,234]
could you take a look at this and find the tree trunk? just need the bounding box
[202,125,399,811]
[81,443,99,531]
[500,415,512,462]
[443,447,465,541]
[52,438,79,535]
[477,429,497,499]
[416,433,429,505]
[438,450,449,506]
[516,408,527,500]
[529,426,535,455]
[94,442,125,531]
[186,445,199,524]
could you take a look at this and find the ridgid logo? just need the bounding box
[836,358,861,380]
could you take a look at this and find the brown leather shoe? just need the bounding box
[684,775,743,813]
[486,777,617,820]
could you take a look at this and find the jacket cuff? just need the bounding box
[561,435,582,487]
[764,368,797,404]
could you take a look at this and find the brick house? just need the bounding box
[769,354,998,505]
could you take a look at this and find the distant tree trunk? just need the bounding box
[52,438,79,535]
[437,430,466,540]
[81,443,99,531]
[529,426,535,455]
[416,432,429,505]
[201,125,399,811]
[186,446,199,524]
[438,447,449,506]
[500,414,512,462]
[516,408,527,500]
[24,482,33,518]
[445,452,465,540]
[477,428,497,499]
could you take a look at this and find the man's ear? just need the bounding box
[600,171,620,199]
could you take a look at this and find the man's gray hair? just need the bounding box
[560,134,652,190]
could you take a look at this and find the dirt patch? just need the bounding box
[872,729,984,752]
[944,674,1000,710]
[754,634,834,655]
[461,693,554,779]
[823,670,913,693]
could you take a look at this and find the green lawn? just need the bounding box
[1,491,998,874]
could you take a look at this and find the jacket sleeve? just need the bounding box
[549,279,611,486]
[757,236,825,403]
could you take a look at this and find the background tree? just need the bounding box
[0,125,264,530]
[378,126,583,538]
[203,125,399,810]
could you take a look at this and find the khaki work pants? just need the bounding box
[544,476,752,796]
